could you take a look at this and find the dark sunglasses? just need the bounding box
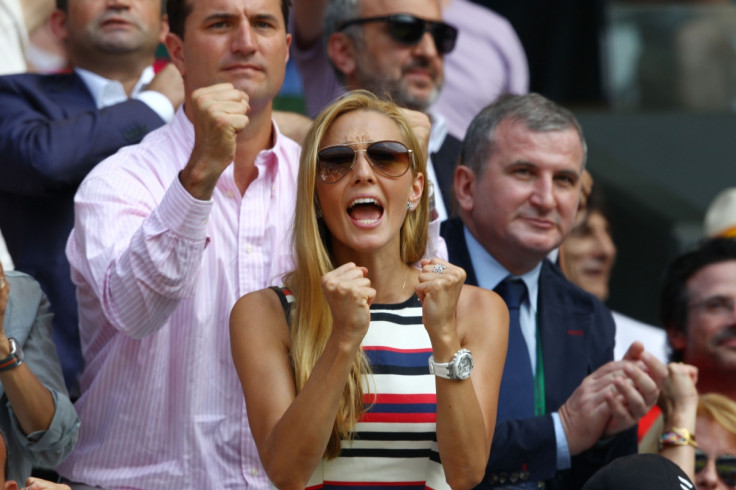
[337,14,458,55]
[317,140,414,184]
[695,449,736,487]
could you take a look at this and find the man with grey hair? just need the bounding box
[291,0,461,220]
[441,93,667,489]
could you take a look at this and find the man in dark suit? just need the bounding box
[441,93,667,489]
[0,0,183,392]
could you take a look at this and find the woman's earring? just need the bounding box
[316,203,323,218]
[407,201,415,211]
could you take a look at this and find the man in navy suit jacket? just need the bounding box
[441,93,667,489]
[0,0,183,392]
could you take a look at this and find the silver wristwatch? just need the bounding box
[428,348,474,380]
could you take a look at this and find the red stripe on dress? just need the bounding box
[363,393,436,404]
[360,412,437,423]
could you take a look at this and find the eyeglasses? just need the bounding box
[317,140,414,184]
[337,14,458,55]
[695,449,736,487]
[688,295,736,317]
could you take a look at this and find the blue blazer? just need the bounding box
[0,72,166,389]
[441,217,637,490]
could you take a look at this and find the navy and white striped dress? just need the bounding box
[305,294,449,490]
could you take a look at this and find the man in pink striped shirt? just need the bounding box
[57,0,299,487]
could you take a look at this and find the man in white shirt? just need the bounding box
[0,0,183,393]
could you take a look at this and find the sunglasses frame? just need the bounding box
[317,140,415,184]
[337,13,458,55]
[695,449,736,487]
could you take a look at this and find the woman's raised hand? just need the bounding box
[416,258,465,340]
[321,262,375,345]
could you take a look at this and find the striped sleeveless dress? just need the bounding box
[304,294,449,490]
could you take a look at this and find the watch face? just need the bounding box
[454,351,474,379]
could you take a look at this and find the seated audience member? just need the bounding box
[230,91,508,489]
[660,237,736,400]
[0,265,79,484]
[559,187,669,362]
[0,430,71,490]
[0,0,184,392]
[291,0,462,220]
[581,453,693,490]
[704,187,736,239]
[442,93,667,488]
[657,363,736,489]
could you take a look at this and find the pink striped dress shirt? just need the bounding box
[58,108,301,489]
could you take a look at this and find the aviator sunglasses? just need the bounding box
[695,449,736,487]
[337,14,458,55]
[317,140,414,184]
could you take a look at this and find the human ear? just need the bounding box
[408,172,424,210]
[667,327,687,351]
[453,165,476,213]
[326,33,357,80]
[49,9,68,41]
[165,32,186,77]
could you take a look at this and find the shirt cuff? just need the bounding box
[155,176,214,241]
[552,411,572,470]
[134,90,175,123]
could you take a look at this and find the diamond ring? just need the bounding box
[432,264,446,274]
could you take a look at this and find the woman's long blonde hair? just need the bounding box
[698,393,736,435]
[284,90,429,459]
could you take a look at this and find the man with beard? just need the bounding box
[661,237,736,401]
[291,0,462,220]
[0,0,184,394]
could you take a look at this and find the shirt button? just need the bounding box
[246,244,253,253]
[250,467,259,476]
[226,191,234,198]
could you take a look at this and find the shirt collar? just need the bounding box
[463,225,542,312]
[75,65,155,109]
[428,110,448,155]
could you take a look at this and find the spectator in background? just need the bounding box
[442,93,667,489]
[704,187,736,239]
[661,237,736,401]
[559,186,669,362]
[0,0,184,392]
[0,264,79,484]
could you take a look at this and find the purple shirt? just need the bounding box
[58,107,301,489]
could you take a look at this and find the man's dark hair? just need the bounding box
[57,0,166,15]
[660,237,736,361]
[167,0,291,38]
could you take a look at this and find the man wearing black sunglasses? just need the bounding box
[290,0,461,221]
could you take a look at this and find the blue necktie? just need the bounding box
[494,278,535,422]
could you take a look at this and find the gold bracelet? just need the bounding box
[659,427,697,451]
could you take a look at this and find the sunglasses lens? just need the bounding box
[432,23,458,54]
[366,141,412,177]
[695,451,707,473]
[318,146,354,183]
[388,16,425,45]
[717,455,736,486]
[695,450,736,486]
